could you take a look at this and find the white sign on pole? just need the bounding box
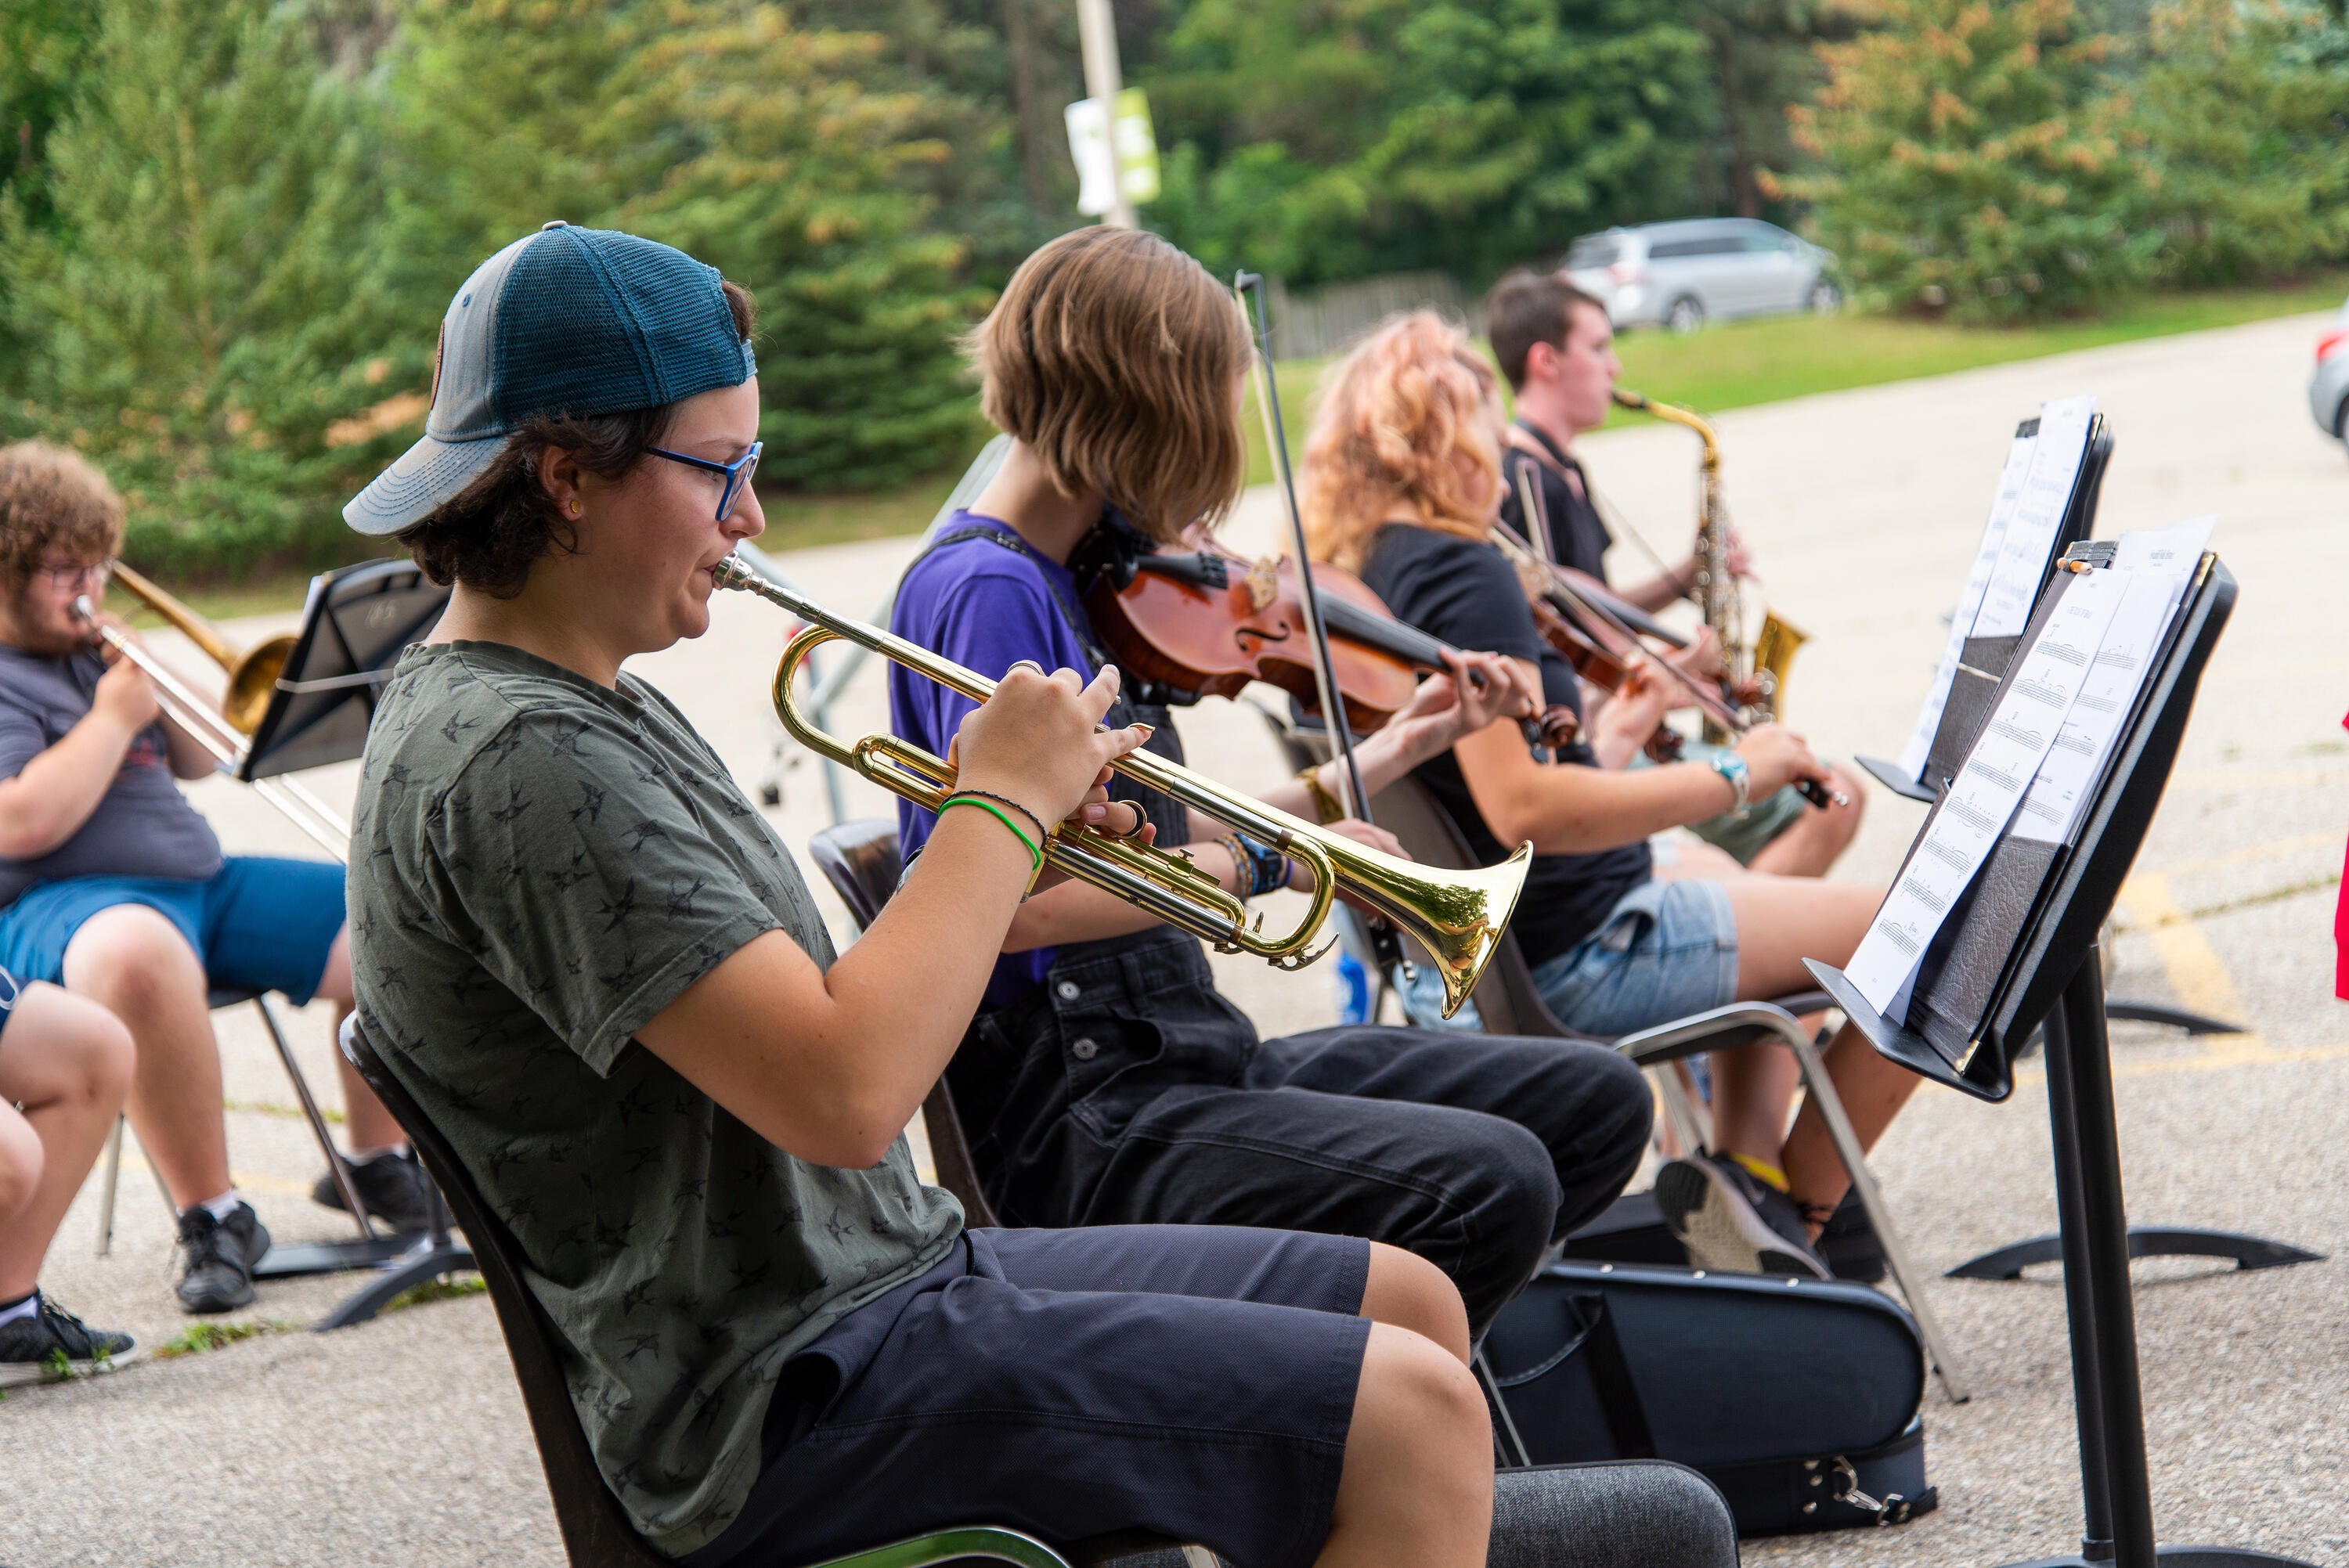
[1064,88,1160,218]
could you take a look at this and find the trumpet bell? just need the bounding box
[1344,838,1532,1018]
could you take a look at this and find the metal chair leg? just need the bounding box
[93,1113,124,1256]
[1653,1063,1712,1159]
[252,997,374,1241]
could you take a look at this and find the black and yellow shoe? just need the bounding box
[1654,1152,1830,1279]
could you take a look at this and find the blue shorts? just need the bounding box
[0,857,345,1005]
[687,1225,1370,1568]
[1529,877,1740,1039]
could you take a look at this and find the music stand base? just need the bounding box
[310,1239,477,1333]
[1998,1548,2318,1567]
[1947,1227,2323,1281]
[252,1235,422,1280]
[2103,1001,2243,1036]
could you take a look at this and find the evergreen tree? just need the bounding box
[1783,0,2160,320]
[388,0,991,492]
[1,0,424,575]
[1141,0,1713,287]
[2124,0,2349,286]
[1681,0,1864,219]
[0,0,100,402]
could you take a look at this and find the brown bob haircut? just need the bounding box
[1301,312,1506,573]
[1485,269,1608,393]
[970,226,1254,543]
[0,441,127,590]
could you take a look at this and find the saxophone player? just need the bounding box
[1485,269,1866,880]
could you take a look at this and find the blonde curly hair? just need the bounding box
[0,442,125,590]
[1300,312,1505,572]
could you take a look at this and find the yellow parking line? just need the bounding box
[2113,872,2265,1057]
[229,1171,315,1199]
[2170,769,2347,791]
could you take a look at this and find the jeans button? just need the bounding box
[1055,981,1081,1001]
[1069,1037,1099,1062]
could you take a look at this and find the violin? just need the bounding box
[1084,542,1577,748]
[1492,512,1844,809]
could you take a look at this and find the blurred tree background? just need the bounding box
[0,0,2342,575]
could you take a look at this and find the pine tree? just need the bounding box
[2124,0,2349,286]
[388,0,990,492]
[1,0,424,575]
[1783,0,2160,320]
[0,0,101,409]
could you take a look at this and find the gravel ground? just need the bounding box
[5,310,2344,1566]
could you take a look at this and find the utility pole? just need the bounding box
[1073,0,1135,229]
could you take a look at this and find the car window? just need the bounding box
[1745,227,1799,253]
[1649,236,1741,259]
[1566,237,1622,269]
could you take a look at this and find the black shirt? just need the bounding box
[1499,424,1611,583]
[1359,524,1652,968]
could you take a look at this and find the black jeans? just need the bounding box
[951,930,1654,1331]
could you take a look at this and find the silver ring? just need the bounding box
[1006,659,1045,676]
[1114,803,1149,839]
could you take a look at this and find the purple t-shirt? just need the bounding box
[889,514,1102,1009]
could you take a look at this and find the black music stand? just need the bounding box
[234,560,474,1326]
[1810,553,2316,1568]
[1857,417,2241,1045]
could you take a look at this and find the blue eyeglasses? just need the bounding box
[648,440,762,521]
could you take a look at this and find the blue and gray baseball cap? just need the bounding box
[345,222,757,535]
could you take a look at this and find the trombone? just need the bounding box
[74,579,349,864]
[712,554,1529,1019]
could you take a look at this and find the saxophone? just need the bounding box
[1610,387,1806,737]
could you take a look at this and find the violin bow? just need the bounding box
[1234,272,1370,820]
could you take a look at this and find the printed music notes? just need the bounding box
[2012,516,2214,845]
[1972,395,2096,639]
[1896,427,2040,780]
[1851,563,2131,1019]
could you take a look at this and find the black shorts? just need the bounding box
[684,1225,1371,1568]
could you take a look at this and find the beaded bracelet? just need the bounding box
[939,795,1042,886]
[1229,831,1293,899]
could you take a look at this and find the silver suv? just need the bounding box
[2308,295,2348,460]
[1563,219,1838,333]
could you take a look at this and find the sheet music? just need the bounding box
[1968,395,2096,640]
[1849,565,2131,1019]
[2012,517,2216,845]
[1895,429,2040,780]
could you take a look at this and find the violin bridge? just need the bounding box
[1247,557,1279,612]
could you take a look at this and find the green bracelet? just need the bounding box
[940,795,1043,878]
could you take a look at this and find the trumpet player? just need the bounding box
[1485,269,1867,880]
[342,222,1503,1567]
[0,440,428,1316]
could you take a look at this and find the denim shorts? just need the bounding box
[0,857,345,1004]
[1528,876,1740,1039]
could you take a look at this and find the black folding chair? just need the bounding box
[338,1013,1163,1568]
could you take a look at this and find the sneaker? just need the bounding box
[175,1202,271,1315]
[0,1294,139,1387]
[1654,1152,1829,1279]
[1816,1188,1886,1284]
[311,1148,432,1234]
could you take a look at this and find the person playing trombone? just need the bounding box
[0,440,430,1315]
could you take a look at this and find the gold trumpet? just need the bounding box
[73,582,348,862]
[108,563,294,736]
[713,555,1529,1018]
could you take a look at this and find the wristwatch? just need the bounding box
[1708,752,1752,816]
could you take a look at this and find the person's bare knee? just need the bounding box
[61,906,207,1025]
[1321,1324,1491,1568]
[0,1110,42,1219]
[1359,1242,1470,1365]
[313,928,354,1007]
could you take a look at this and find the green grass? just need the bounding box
[154,1318,298,1360]
[381,1274,487,1314]
[1239,272,2347,485]
[139,273,2346,615]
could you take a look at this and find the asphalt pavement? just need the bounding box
[5,309,2344,1566]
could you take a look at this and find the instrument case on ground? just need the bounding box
[1485,1259,1936,1534]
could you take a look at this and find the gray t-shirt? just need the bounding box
[348,641,961,1557]
[0,646,222,906]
